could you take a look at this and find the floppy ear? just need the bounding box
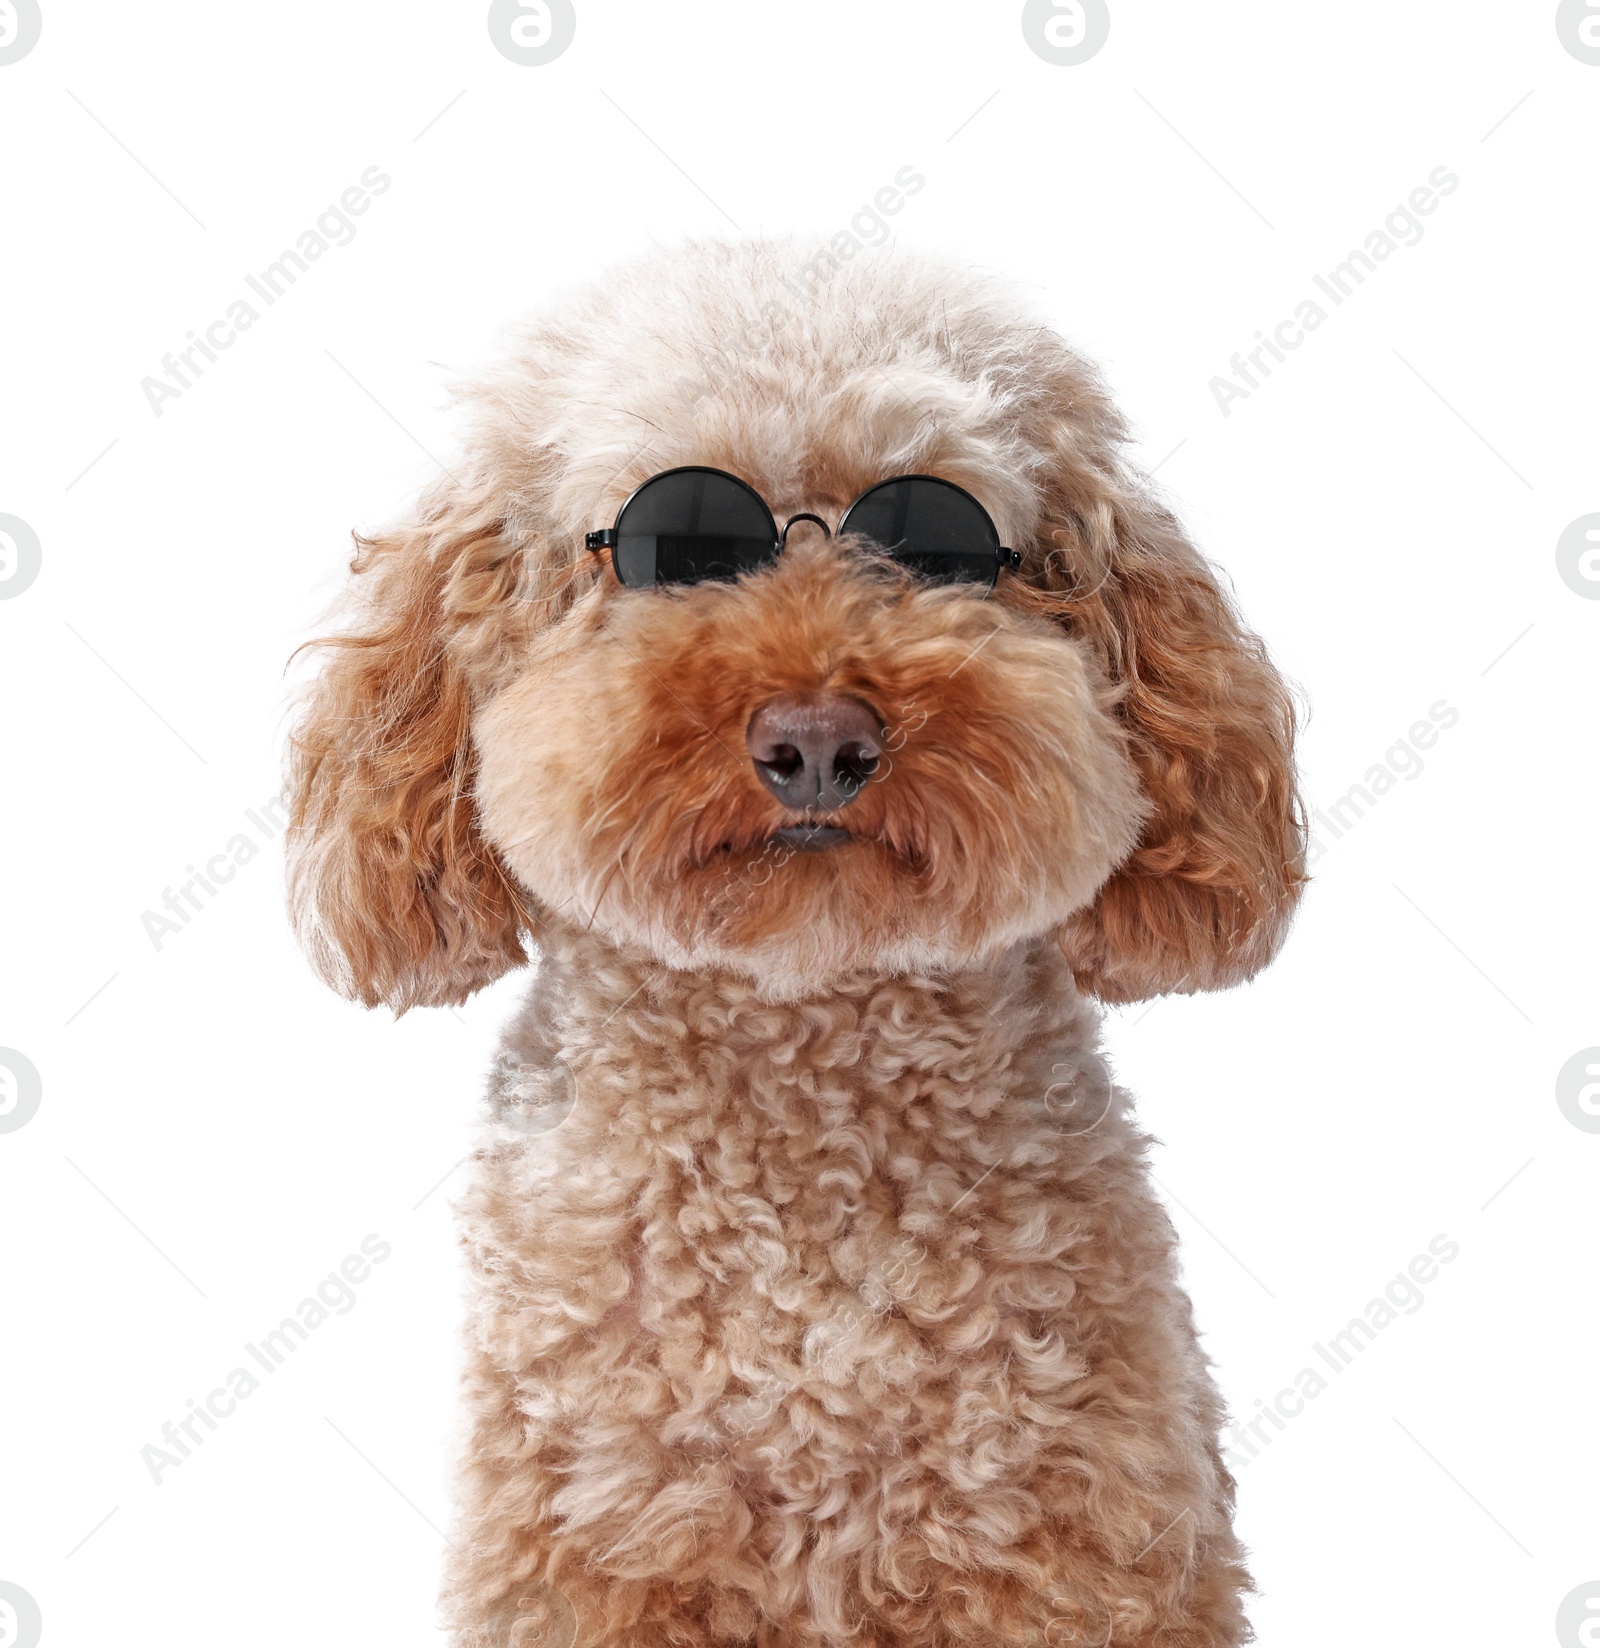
[286,487,530,1012]
[1030,429,1307,1003]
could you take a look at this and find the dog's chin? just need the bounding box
[487,737,1141,1000]
[512,828,1095,1005]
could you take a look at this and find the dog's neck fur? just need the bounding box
[491,917,1110,1166]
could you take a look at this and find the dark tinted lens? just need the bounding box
[839,477,1001,585]
[613,469,778,587]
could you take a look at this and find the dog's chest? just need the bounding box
[470,964,1112,1510]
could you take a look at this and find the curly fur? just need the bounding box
[285,239,1306,1645]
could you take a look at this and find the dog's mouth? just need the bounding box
[690,809,926,871]
[770,823,854,852]
[693,818,886,866]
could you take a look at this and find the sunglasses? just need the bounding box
[585,467,1021,592]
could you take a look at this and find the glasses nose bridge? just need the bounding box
[778,511,834,550]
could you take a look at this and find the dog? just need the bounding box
[286,239,1305,1648]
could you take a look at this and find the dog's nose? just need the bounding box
[747,694,884,811]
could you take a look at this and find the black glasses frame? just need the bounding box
[585,466,1022,593]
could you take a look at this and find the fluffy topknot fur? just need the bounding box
[286,239,1305,1645]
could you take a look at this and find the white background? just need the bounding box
[2,2,1597,1645]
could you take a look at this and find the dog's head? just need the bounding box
[287,241,1305,1008]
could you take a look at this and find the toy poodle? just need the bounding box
[287,239,1304,1648]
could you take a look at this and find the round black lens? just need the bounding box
[838,476,1002,586]
[612,468,779,588]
